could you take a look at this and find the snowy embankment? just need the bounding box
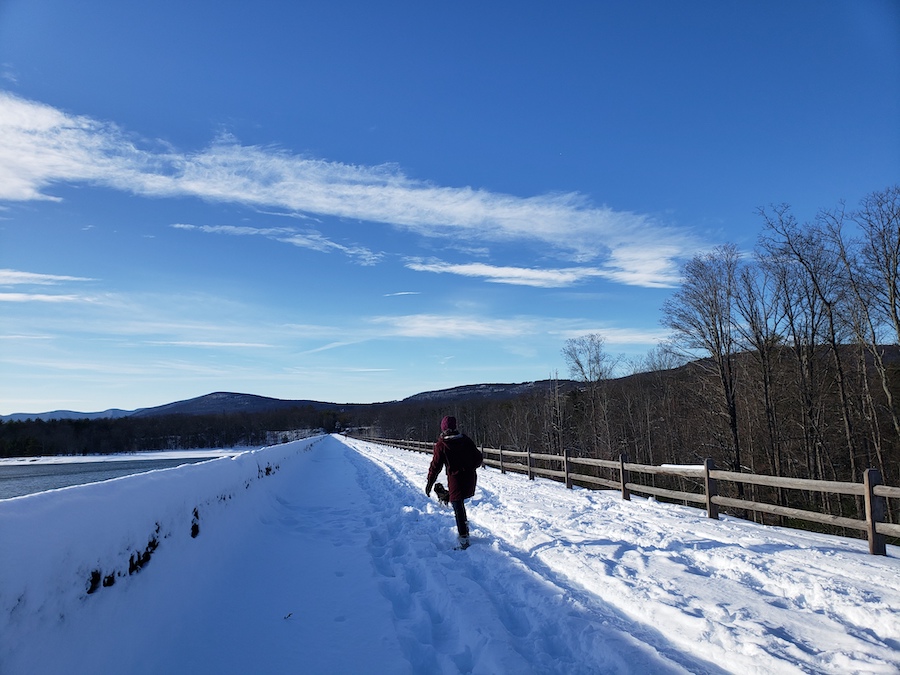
[1,435,898,674]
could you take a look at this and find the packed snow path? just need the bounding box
[2,435,899,674]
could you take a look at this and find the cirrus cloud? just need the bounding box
[0,269,96,286]
[0,91,699,286]
[369,314,534,339]
[0,293,91,303]
[171,223,382,265]
[405,259,607,288]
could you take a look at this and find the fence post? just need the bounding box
[527,446,534,480]
[619,453,630,501]
[704,458,719,520]
[564,446,572,489]
[499,445,505,474]
[864,468,887,556]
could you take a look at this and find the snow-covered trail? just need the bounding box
[343,436,900,675]
[341,437,706,675]
[150,434,673,674]
[2,435,899,674]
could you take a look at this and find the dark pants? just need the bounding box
[451,500,468,537]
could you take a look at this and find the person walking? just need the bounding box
[425,415,483,549]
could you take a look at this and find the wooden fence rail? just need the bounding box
[356,435,897,556]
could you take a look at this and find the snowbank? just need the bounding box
[0,439,322,652]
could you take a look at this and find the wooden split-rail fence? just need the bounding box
[356,436,900,556]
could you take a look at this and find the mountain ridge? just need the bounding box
[1,381,575,422]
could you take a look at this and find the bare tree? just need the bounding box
[758,207,829,483]
[543,373,566,458]
[856,185,900,342]
[661,244,744,483]
[854,186,900,481]
[734,257,787,484]
[761,206,860,491]
[562,333,619,457]
[624,344,688,466]
[823,185,900,481]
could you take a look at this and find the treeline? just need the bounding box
[655,186,900,492]
[372,347,899,489]
[0,405,352,458]
[386,345,900,530]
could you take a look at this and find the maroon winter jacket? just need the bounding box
[427,431,484,502]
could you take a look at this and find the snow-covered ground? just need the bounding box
[1,435,898,674]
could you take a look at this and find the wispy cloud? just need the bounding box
[276,233,381,265]
[171,223,381,265]
[405,259,610,288]
[374,315,668,349]
[599,244,684,288]
[147,340,274,349]
[369,314,533,339]
[0,293,94,303]
[0,269,98,303]
[296,341,362,355]
[0,91,700,286]
[552,326,671,345]
[406,257,682,289]
[171,223,286,236]
[0,269,96,285]
[384,291,421,297]
[0,64,17,85]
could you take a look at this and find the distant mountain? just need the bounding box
[127,391,341,418]
[1,408,135,423]
[1,382,581,423]
[0,392,341,423]
[403,379,576,403]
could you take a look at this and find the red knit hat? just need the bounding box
[441,415,457,431]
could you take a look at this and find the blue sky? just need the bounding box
[1,1,898,415]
